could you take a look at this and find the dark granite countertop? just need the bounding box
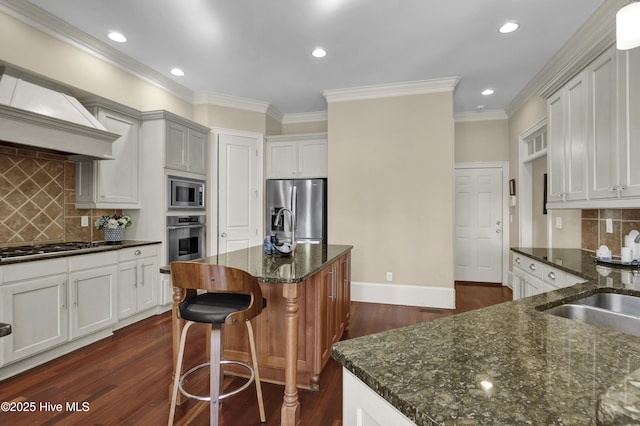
[160,244,353,283]
[332,248,640,425]
[0,240,161,265]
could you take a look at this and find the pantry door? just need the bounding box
[215,129,263,255]
[454,166,504,283]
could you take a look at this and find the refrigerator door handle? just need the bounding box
[292,184,298,235]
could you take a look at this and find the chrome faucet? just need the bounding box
[274,208,296,245]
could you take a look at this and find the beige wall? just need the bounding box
[193,103,268,133]
[328,92,454,289]
[454,119,508,163]
[282,120,328,135]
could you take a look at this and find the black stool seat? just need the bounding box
[180,293,251,324]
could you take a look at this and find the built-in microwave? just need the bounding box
[168,176,205,210]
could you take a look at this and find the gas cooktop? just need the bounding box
[0,242,102,261]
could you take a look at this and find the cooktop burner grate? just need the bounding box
[0,242,100,259]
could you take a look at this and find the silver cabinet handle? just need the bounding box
[134,265,138,287]
[134,249,142,256]
[74,279,79,305]
[62,280,67,309]
[548,271,556,280]
[529,264,536,271]
[140,263,146,286]
[220,232,227,238]
[496,229,502,234]
[515,257,521,264]
[496,220,501,225]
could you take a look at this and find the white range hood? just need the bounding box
[0,67,118,160]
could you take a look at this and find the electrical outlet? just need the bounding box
[606,218,613,234]
[81,216,89,227]
[386,272,393,281]
[555,216,563,229]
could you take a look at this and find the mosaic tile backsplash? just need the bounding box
[0,143,121,246]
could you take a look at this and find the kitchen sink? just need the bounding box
[544,292,640,337]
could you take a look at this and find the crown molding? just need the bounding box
[0,0,196,104]
[266,132,327,142]
[322,77,460,104]
[506,0,625,117]
[454,109,507,123]
[282,111,328,124]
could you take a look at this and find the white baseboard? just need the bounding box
[351,281,456,309]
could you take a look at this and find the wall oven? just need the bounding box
[166,215,206,262]
[168,176,205,210]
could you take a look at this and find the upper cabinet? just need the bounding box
[266,133,327,179]
[76,98,142,209]
[547,46,640,209]
[165,119,208,175]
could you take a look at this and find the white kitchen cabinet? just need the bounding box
[0,259,68,363]
[165,119,208,175]
[266,133,327,178]
[512,251,585,300]
[588,46,619,200]
[342,369,415,426]
[117,245,159,319]
[76,98,142,209]
[547,70,588,203]
[617,47,640,199]
[68,252,118,339]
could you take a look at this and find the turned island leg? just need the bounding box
[281,283,301,426]
[170,286,186,406]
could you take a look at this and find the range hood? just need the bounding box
[0,67,118,160]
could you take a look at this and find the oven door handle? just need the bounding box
[167,225,206,230]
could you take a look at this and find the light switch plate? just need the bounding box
[606,218,613,234]
[81,216,89,227]
[555,216,563,229]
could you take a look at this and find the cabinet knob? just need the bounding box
[529,264,536,271]
[496,229,502,234]
[135,250,142,256]
[515,257,521,264]
[548,271,556,280]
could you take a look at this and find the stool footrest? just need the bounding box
[178,360,256,402]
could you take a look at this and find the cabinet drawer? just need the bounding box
[513,255,543,279]
[118,245,160,261]
[68,251,118,272]
[542,264,566,287]
[2,258,67,283]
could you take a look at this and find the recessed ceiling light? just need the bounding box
[481,89,495,96]
[312,48,327,58]
[108,32,127,43]
[499,22,519,34]
[170,68,185,77]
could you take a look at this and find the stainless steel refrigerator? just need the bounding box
[266,179,327,244]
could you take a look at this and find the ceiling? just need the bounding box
[7,0,606,115]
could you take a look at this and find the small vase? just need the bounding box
[103,227,125,245]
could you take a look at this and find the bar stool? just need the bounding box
[168,262,266,426]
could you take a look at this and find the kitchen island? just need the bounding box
[161,243,352,426]
[332,248,640,425]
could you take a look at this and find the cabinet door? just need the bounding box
[69,265,117,339]
[137,257,158,311]
[118,260,137,319]
[166,121,188,171]
[187,129,207,175]
[589,47,619,200]
[298,140,327,178]
[619,47,640,198]
[547,91,566,202]
[267,141,297,178]
[96,108,140,205]
[564,71,588,201]
[1,275,69,362]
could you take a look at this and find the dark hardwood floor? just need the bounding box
[0,282,511,425]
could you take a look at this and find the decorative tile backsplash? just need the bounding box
[582,209,640,255]
[0,143,121,246]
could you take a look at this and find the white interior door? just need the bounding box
[216,130,263,254]
[455,167,503,282]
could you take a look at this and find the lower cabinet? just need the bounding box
[512,251,585,299]
[0,259,69,364]
[343,369,415,426]
[0,244,160,376]
[68,253,118,339]
[117,246,159,319]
